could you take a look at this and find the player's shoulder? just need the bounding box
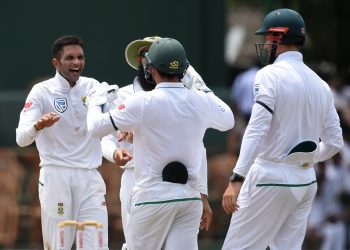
[78,76,100,86]
[118,84,135,100]
[30,77,55,92]
[119,83,134,93]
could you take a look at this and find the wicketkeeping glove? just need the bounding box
[102,91,120,113]
[182,65,212,93]
[86,82,119,109]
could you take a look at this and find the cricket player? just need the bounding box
[87,37,234,250]
[16,35,109,249]
[101,36,213,250]
[222,8,343,250]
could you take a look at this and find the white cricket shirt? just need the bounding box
[234,51,343,176]
[16,72,102,169]
[89,82,234,192]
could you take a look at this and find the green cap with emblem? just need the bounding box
[145,37,189,75]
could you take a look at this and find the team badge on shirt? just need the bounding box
[118,104,125,110]
[23,101,33,112]
[81,96,87,107]
[54,98,68,113]
[58,202,64,215]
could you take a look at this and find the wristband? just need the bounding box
[229,172,245,183]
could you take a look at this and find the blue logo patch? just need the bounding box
[54,98,68,113]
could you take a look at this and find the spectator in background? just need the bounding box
[229,59,261,124]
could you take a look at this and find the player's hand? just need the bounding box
[34,112,60,130]
[118,131,133,144]
[113,149,133,167]
[222,182,242,214]
[200,194,212,231]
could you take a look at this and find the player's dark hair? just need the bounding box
[157,69,183,80]
[52,35,84,59]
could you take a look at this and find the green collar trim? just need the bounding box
[256,180,317,187]
[135,197,201,206]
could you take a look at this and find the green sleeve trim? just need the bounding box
[256,180,317,187]
[135,197,201,206]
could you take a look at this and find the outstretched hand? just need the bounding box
[34,112,60,131]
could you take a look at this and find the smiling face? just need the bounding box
[52,45,85,87]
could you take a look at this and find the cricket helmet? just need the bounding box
[255,8,306,45]
[254,8,306,65]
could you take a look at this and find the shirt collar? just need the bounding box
[155,82,185,89]
[54,71,80,92]
[275,51,303,63]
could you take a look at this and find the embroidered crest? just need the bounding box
[58,202,64,215]
[54,98,68,113]
[81,96,87,107]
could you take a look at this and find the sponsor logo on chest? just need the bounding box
[54,98,68,113]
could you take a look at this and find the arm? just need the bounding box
[198,147,208,196]
[318,100,343,162]
[206,92,235,131]
[222,103,272,214]
[101,132,133,166]
[87,106,115,138]
[233,103,272,177]
[198,147,211,229]
[16,86,60,147]
[200,194,212,231]
[101,133,119,163]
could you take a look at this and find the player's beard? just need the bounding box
[137,65,156,91]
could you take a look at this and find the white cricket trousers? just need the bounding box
[222,159,317,250]
[126,182,202,250]
[119,168,135,248]
[39,166,108,250]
